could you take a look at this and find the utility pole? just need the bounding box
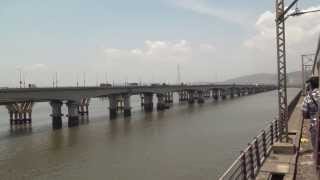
[275,0,320,142]
[52,75,55,88]
[83,72,86,87]
[276,0,288,142]
[76,73,79,87]
[55,72,58,88]
[301,54,315,95]
[19,69,22,88]
[23,73,26,88]
[105,72,108,84]
[177,64,181,84]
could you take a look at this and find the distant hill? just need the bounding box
[225,71,308,87]
[225,73,276,84]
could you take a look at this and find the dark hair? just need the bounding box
[308,76,319,89]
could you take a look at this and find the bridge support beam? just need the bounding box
[197,91,204,104]
[140,94,144,107]
[188,91,195,104]
[123,94,131,117]
[6,102,33,126]
[221,90,227,100]
[179,91,188,102]
[204,91,210,98]
[230,88,235,98]
[50,100,63,129]
[143,93,153,112]
[78,98,90,116]
[67,101,79,127]
[109,95,118,119]
[157,94,166,111]
[213,90,219,100]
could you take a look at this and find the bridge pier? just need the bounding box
[166,92,173,103]
[204,91,210,98]
[50,100,63,129]
[116,97,124,112]
[123,94,131,117]
[109,95,118,119]
[188,91,195,104]
[78,98,90,116]
[67,101,79,127]
[6,102,33,126]
[140,94,144,107]
[179,91,186,102]
[197,91,204,104]
[143,93,153,112]
[219,89,226,99]
[230,88,235,98]
[157,94,166,111]
[212,90,219,100]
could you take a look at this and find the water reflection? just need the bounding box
[79,115,89,125]
[9,125,32,136]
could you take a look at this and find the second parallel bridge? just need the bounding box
[0,83,276,129]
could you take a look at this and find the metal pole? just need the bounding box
[19,70,22,88]
[276,0,288,142]
[302,55,305,95]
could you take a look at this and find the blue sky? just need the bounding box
[1,0,320,86]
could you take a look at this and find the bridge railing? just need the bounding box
[219,90,302,180]
[219,119,280,180]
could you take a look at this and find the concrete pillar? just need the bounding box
[198,91,204,104]
[23,112,27,124]
[213,90,219,100]
[188,91,195,104]
[144,93,153,112]
[140,94,144,107]
[109,95,118,119]
[50,100,63,129]
[221,90,227,99]
[27,111,32,124]
[18,113,23,124]
[179,91,187,102]
[9,111,14,125]
[157,94,167,111]
[230,88,234,98]
[14,112,18,125]
[67,101,79,127]
[123,94,131,117]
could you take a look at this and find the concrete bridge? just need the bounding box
[0,84,276,129]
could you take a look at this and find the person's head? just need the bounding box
[307,76,319,90]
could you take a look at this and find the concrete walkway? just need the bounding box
[257,96,319,179]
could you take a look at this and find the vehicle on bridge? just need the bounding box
[150,83,161,86]
[128,83,138,86]
[100,83,112,88]
[28,84,37,88]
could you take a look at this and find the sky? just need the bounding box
[1,0,320,87]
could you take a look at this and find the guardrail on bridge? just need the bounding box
[219,90,302,180]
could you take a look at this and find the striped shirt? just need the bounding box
[302,89,320,120]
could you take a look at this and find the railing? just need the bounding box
[219,119,280,180]
[219,90,302,180]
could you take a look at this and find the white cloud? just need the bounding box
[243,6,320,72]
[170,0,249,25]
[18,63,48,72]
[103,40,210,63]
